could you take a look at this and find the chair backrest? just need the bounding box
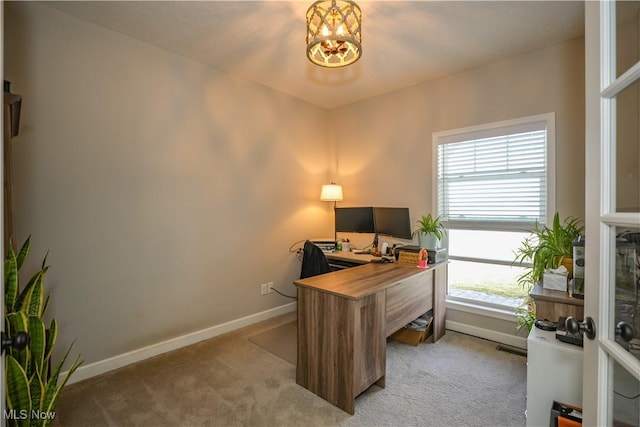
[300,241,331,279]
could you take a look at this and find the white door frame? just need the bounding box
[584,1,640,425]
[583,3,602,422]
[1,1,6,424]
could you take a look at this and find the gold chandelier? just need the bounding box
[306,0,362,68]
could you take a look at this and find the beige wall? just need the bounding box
[5,1,587,366]
[4,2,333,365]
[328,37,586,336]
[329,37,585,221]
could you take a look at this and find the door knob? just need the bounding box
[565,316,597,340]
[615,321,635,343]
[1,331,29,354]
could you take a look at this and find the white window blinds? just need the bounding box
[436,117,552,231]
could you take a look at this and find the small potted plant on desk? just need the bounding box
[513,212,584,332]
[413,214,446,250]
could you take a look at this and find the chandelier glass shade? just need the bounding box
[306,0,362,68]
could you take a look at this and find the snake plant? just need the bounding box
[4,237,82,427]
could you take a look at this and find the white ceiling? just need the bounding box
[43,1,586,110]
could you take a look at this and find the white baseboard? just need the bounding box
[64,302,297,385]
[446,320,528,350]
[65,304,525,385]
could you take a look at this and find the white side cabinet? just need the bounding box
[526,327,583,427]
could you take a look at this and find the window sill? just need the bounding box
[446,296,519,323]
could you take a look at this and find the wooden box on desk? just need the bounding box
[396,251,420,266]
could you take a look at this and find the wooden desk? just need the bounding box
[325,250,377,269]
[294,261,447,414]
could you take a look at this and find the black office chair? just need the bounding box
[300,240,331,279]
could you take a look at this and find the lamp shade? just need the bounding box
[320,183,343,201]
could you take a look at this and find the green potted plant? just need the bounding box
[4,237,82,427]
[513,213,584,331]
[413,214,446,250]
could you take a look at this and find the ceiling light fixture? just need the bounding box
[306,0,362,68]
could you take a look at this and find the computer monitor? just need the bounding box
[373,207,412,240]
[335,207,375,233]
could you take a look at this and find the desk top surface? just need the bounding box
[294,262,444,300]
[326,251,378,264]
[530,283,584,307]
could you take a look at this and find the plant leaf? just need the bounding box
[6,355,31,427]
[5,243,18,312]
[39,354,82,427]
[19,268,47,317]
[25,271,45,317]
[41,294,51,318]
[16,236,31,271]
[29,369,44,418]
[41,249,50,270]
[6,312,30,368]
[40,343,83,424]
[14,267,48,314]
[28,315,46,378]
[44,319,58,377]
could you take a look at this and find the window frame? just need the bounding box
[432,113,556,232]
[433,113,557,307]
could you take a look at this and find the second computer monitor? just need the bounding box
[373,207,413,240]
[335,207,376,234]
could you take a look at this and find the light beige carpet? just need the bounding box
[53,312,527,426]
[248,321,296,365]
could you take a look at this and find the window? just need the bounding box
[433,113,555,309]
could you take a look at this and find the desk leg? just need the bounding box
[432,265,447,342]
[296,287,385,415]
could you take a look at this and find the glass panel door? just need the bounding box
[613,360,640,426]
[584,1,640,425]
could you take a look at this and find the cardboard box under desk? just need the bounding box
[389,320,433,346]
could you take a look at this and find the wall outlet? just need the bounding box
[267,282,274,294]
[260,283,268,295]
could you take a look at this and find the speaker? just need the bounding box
[572,237,585,297]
